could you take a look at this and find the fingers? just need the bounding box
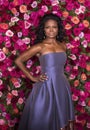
[39,73,48,82]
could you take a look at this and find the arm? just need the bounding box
[15,44,42,82]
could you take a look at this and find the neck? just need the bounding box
[44,38,57,44]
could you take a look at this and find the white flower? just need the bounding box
[74,37,80,41]
[22,37,30,44]
[78,101,86,106]
[9,22,15,27]
[75,8,81,15]
[17,32,22,37]
[73,66,78,70]
[24,13,30,20]
[5,30,14,37]
[79,5,86,13]
[50,0,59,6]
[11,16,19,22]
[31,1,38,8]
[68,54,77,60]
[66,43,74,49]
[79,32,84,38]
[81,40,88,48]
[24,21,31,29]
[69,74,76,80]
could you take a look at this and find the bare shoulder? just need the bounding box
[31,42,44,56]
[22,43,43,56]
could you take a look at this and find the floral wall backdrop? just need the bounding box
[0,0,90,130]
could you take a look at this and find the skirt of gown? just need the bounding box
[18,52,75,130]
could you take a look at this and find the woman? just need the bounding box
[15,13,75,130]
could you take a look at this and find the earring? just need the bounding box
[43,35,46,39]
[56,35,59,39]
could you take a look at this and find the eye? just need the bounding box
[53,26,58,28]
[45,26,49,28]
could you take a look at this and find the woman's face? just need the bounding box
[44,19,58,39]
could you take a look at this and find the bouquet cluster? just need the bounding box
[0,0,90,129]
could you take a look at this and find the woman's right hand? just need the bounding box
[31,73,48,83]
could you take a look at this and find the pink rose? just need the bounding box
[0,51,6,61]
[5,41,11,48]
[5,113,11,120]
[0,36,4,44]
[22,29,29,36]
[65,65,71,72]
[0,119,5,125]
[41,5,48,12]
[12,90,18,96]
[72,94,78,101]
[85,82,90,91]
[66,3,74,11]
[73,28,81,36]
[18,98,24,104]
[43,0,51,5]
[14,82,21,88]
[16,39,24,46]
[85,34,90,42]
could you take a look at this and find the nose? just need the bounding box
[50,27,53,32]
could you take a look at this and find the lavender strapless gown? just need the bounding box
[18,52,75,130]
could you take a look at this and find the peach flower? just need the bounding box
[81,73,87,81]
[86,64,90,71]
[18,98,24,104]
[13,108,19,114]
[74,80,79,87]
[13,0,19,6]
[0,23,9,30]
[62,11,69,18]
[11,8,18,15]
[80,108,85,114]
[3,47,9,55]
[78,0,85,3]
[87,100,90,107]
[81,120,86,126]
[65,23,72,30]
[83,20,89,27]
[7,93,13,99]
[71,16,80,24]
[10,77,18,84]
[19,5,27,13]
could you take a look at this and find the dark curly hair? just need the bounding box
[34,13,66,44]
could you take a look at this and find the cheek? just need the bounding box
[44,29,49,34]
